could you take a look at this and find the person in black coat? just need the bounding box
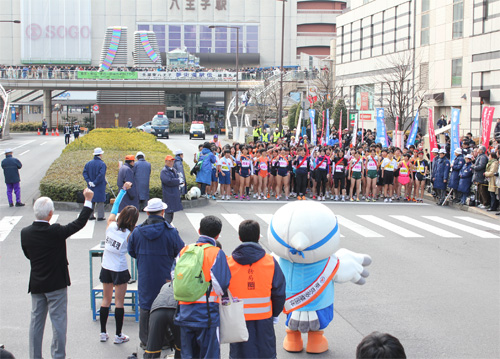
[160,155,183,223]
[21,189,94,359]
[117,155,139,212]
[1,148,24,207]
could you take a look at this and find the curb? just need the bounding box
[50,197,209,212]
[423,192,499,220]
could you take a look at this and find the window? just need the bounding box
[184,25,197,53]
[169,25,181,51]
[452,58,463,87]
[422,0,430,12]
[453,0,464,38]
[421,3,430,46]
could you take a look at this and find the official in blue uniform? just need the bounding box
[117,155,139,212]
[448,148,465,202]
[458,154,474,204]
[433,148,451,205]
[82,148,107,220]
[134,151,151,211]
[160,155,183,224]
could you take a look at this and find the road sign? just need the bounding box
[92,104,99,112]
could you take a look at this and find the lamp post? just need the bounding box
[277,0,287,132]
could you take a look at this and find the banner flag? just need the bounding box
[481,107,496,148]
[450,107,461,162]
[326,109,331,145]
[375,108,387,146]
[428,109,438,161]
[351,114,358,148]
[309,109,316,145]
[395,116,399,148]
[406,111,420,148]
[295,110,302,141]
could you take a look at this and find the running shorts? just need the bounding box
[367,170,378,179]
[334,177,345,190]
[218,171,231,185]
[383,171,394,185]
[100,268,131,285]
[351,171,362,180]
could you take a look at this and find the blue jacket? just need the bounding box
[433,157,451,190]
[449,155,465,190]
[2,155,22,184]
[117,163,139,211]
[160,165,183,213]
[174,155,187,195]
[82,156,107,203]
[229,242,286,359]
[458,162,473,193]
[128,215,185,310]
[195,148,216,185]
[134,158,151,201]
[174,236,231,328]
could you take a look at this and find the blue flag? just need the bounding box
[375,108,387,146]
[451,108,460,161]
[309,109,316,145]
[406,111,419,148]
[326,109,331,145]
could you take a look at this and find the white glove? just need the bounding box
[334,249,372,285]
[273,316,279,325]
[88,182,95,187]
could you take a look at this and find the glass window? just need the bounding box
[246,41,258,53]
[422,0,430,12]
[158,40,165,52]
[421,14,430,28]
[170,32,181,40]
[247,25,258,33]
[156,32,165,40]
[421,11,430,46]
[453,0,463,38]
[184,25,196,33]
[169,25,181,33]
[153,25,165,33]
[452,58,462,87]
[138,25,150,31]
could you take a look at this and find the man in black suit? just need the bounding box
[21,188,94,359]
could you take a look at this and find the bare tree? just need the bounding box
[376,51,428,131]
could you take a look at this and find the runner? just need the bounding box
[414,151,429,203]
[217,149,233,200]
[398,153,412,201]
[332,149,348,201]
[274,147,291,200]
[238,146,253,201]
[293,147,309,200]
[268,148,279,199]
[209,146,220,200]
[348,150,364,202]
[365,147,379,202]
[256,149,270,200]
[393,148,402,201]
[381,150,397,202]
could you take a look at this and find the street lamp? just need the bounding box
[0,20,20,23]
[277,0,287,132]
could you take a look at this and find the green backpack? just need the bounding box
[173,243,213,302]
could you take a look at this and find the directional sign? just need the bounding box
[92,104,99,112]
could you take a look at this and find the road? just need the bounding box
[0,133,499,359]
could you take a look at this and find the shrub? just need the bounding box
[40,128,196,202]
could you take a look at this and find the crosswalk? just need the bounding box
[0,212,498,243]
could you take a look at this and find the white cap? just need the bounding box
[144,198,168,212]
[174,149,183,155]
[454,148,462,154]
[439,148,446,154]
[431,148,439,153]
[93,148,104,155]
[136,151,145,159]
[465,154,474,159]
[4,148,13,154]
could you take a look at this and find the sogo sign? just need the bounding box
[25,24,90,41]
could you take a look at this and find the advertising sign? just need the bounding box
[77,71,138,80]
[406,111,420,148]
[21,0,91,64]
[481,107,496,148]
[375,108,387,146]
[450,108,461,162]
[428,109,438,161]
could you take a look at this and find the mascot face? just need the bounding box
[267,202,340,264]
[186,187,201,200]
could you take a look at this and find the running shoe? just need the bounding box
[389,198,393,203]
[100,333,109,342]
[361,196,366,200]
[365,197,370,202]
[302,196,306,200]
[114,333,129,344]
[267,193,270,199]
[264,195,267,200]
[240,196,244,201]
[412,197,416,202]
[350,198,354,202]
[297,196,302,200]
[330,195,334,200]
[246,196,250,201]
[342,196,345,202]
[253,194,257,199]
[286,196,289,201]
[235,195,239,199]
[258,196,261,200]
[356,198,360,202]
[384,198,388,203]
[372,197,376,202]
[212,195,216,200]
[313,195,317,200]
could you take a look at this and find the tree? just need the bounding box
[287,103,302,130]
[376,51,428,132]
[332,98,348,130]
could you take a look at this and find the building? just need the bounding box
[335,0,500,136]
[1,0,348,69]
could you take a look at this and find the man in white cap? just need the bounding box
[432,148,451,205]
[430,148,440,180]
[134,151,151,211]
[1,148,24,207]
[449,148,465,202]
[82,148,107,220]
[173,150,187,195]
[127,198,185,348]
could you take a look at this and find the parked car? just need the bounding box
[136,121,152,133]
[151,112,170,139]
[189,122,206,140]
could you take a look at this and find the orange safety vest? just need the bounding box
[227,253,274,321]
[178,243,221,305]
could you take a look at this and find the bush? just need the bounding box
[40,128,196,202]
[10,122,63,132]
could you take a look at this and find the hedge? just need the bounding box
[40,128,196,202]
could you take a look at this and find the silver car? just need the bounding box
[136,121,152,133]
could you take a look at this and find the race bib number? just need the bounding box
[367,162,377,170]
[260,163,268,171]
[335,165,344,172]
[319,161,327,169]
[400,167,408,174]
[353,164,362,172]
[222,165,229,171]
[418,166,424,172]
[241,160,251,167]
[279,160,287,167]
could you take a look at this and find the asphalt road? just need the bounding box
[0,133,499,359]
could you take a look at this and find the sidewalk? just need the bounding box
[424,191,499,220]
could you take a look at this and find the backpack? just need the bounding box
[190,158,204,176]
[173,243,213,302]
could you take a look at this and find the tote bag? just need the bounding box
[219,290,249,344]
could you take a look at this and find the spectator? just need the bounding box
[437,115,447,128]
[458,154,474,205]
[173,149,187,196]
[227,220,286,359]
[41,118,47,135]
[433,148,450,205]
[63,122,71,145]
[495,119,500,141]
[356,331,406,359]
[196,142,217,197]
[448,148,465,202]
[472,146,489,209]
[134,151,151,211]
[128,118,133,129]
[83,147,107,220]
[160,155,183,224]
[73,121,80,140]
[117,155,139,212]
[173,215,231,359]
[21,189,94,359]
[127,198,185,349]
[1,148,24,207]
[484,152,498,211]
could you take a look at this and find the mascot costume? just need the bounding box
[268,201,372,354]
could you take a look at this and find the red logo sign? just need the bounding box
[25,23,90,40]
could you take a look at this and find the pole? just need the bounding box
[278,0,286,132]
[236,28,239,127]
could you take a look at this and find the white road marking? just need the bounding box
[390,215,461,238]
[357,215,423,238]
[19,150,30,156]
[257,214,273,224]
[423,216,499,238]
[185,213,205,234]
[337,215,384,238]
[49,215,59,224]
[0,216,22,242]
[40,142,47,146]
[12,140,35,150]
[221,213,246,232]
[70,217,95,239]
[454,216,500,232]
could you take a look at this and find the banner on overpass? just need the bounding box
[21,0,92,64]
[137,71,237,80]
[76,71,138,80]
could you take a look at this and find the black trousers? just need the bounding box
[316,170,328,196]
[164,212,174,224]
[144,308,181,359]
[296,172,308,195]
[64,134,70,144]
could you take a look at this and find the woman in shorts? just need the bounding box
[99,182,139,344]
[274,147,291,200]
[398,153,412,200]
[365,148,379,201]
[414,151,429,202]
[238,146,253,200]
[381,150,398,202]
[256,149,269,200]
[348,151,364,201]
[332,149,348,201]
[268,148,279,197]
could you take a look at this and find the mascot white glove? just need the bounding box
[334,248,372,284]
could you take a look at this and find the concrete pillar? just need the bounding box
[43,90,52,128]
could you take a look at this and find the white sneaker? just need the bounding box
[322,196,326,201]
[384,198,388,203]
[258,196,261,200]
[253,194,257,198]
[342,196,345,202]
[114,333,129,344]
[100,332,109,342]
[330,195,334,200]
[389,198,393,203]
